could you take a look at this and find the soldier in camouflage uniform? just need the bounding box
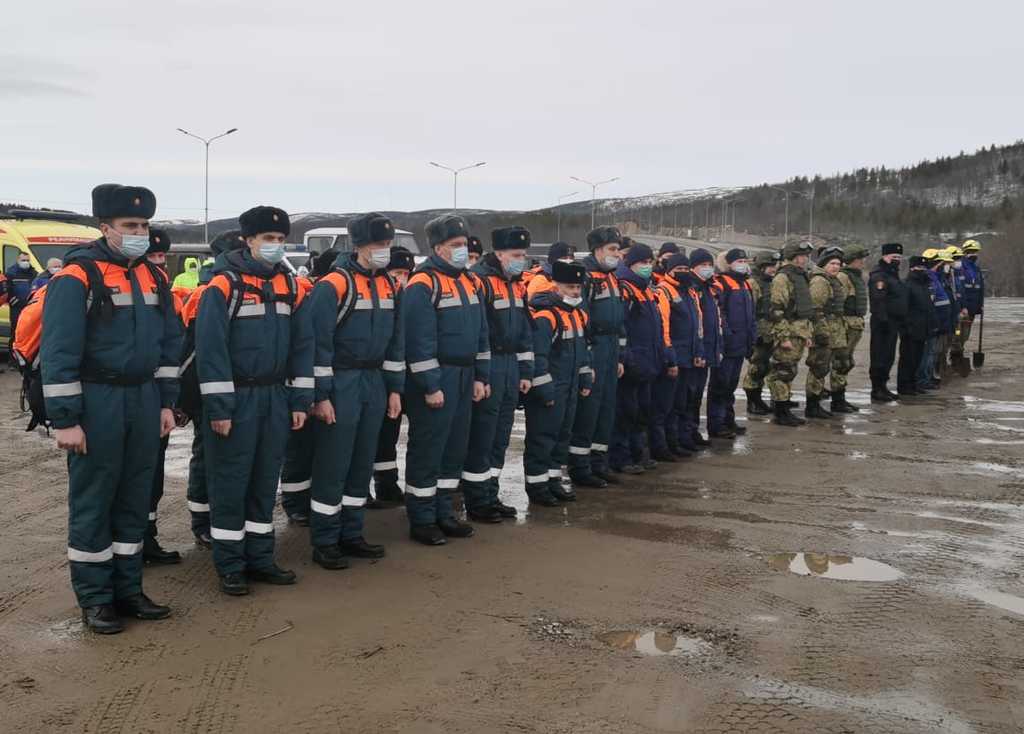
[742,250,781,415]
[804,247,847,419]
[765,241,815,427]
[830,245,868,412]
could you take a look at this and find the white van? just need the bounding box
[304,227,420,256]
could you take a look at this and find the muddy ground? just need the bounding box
[1,301,1023,733]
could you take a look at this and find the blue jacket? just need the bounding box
[40,239,183,428]
[307,253,405,402]
[5,262,39,309]
[926,269,953,335]
[528,291,593,404]
[472,253,535,381]
[960,258,984,315]
[403,253,490,394]
[940,269,959,331]
[712,272,756,358]
[616,265,675,381]
[687,273,723,368]
[31,271,53,293]
[655,274,704,367]
[580,254,626,350]
[195,249,314,420]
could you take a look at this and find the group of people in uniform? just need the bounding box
[20,183,986,634]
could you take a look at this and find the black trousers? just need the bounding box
[869,317,900,383]
[897,336,924,391]
[373,408,403,486]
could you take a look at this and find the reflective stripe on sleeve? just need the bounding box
[461,470,490,482]
[383,360,405,372]
[155,366,178,379]
[211,526,245,541]
[110,293,133,306]
[410,359,440,373]
[378,298,395,310]
[314,366,334,377]
[236,303,266,318]
[492,298,511,310]
[280,479,311,493]
[311,500,342,516]
[112,541,143,556]
[200,381,234,395]
[516,351,535,361]
[288,377,315,389]
[188,501,211,513]
[67,545,113,563]
[275,302,292,315]
[342,495,367,507]
[533,374,553,386]
[353,300,374,310]
[405,483,436,498]
[244,521,274,535]
[437,296,461,309]
[43,381,83,397]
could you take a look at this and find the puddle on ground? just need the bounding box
[848,451,868,461]
[767,553,904,582]
[965,587,1024,617]
[597,629,712,657]
[962,396,1024,413]
[973,437,1024,445]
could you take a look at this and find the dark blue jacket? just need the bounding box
[40,239,183,428]
[31,271,53,293]
[712,271,756,358]
[5,262,39,309]
[687,273,723,368]
[960,259,984,315]
[579,255,626,345]
[926,269,952,335]
[655,274,704,367]
[528,291,593,404]
[472,253,534,381]
[616,265,675,381]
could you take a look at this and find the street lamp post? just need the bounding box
[176,127,238,244]
[570,175,620,231]
[769,185,790,243]
[428,161,487,214]
[556,190,580,241]
[791,188,815,242]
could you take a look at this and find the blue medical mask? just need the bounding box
[696,265,715,280]
[258,243,287,264]
[449,245,469,269]
[634,264,653,280]
[563,295,583,307]
[119,234,151,259]
[504,257,528,276]
[17,260,31,270]
[731,263,750,275]
[369,249,391,270]
[602,255,620,271]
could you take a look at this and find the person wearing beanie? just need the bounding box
[461,226,535,521]
[649,252,704,459]
[654,241,681,283]
[829,245,870,413]
[525,241,575,299]
[400,214,488,546]
[741,250,782,415]
[41,183,182,633]
[707,248,756,438]
[568,226,627,487]
[765,241,815,426]
[680,248,722,444]
[368,245,418,509]
[803,248,847,419]
[868,242,908,402]
[610,243,677,474]
[899,255,939,395]
[466,235,484,268]
[524,260,592,505]
[195,205,314,595]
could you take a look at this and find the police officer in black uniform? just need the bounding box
[868,243,908,402]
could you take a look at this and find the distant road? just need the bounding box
[630,233,776,256]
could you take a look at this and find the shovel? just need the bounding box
[972,313,985,368]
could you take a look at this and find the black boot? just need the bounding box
[81,604,124,634]
[220,572,249,596]
[340,537,386,558]
[549,479,577,502]
[410,524,447,546]
[708,426,737,439]
[830,389,858,413]
[194,529,213,549]
[745,388,771,415]
[438,517,475,537]
[528,490,562,506]
[871,379,896,403]
[668,442,694,459]
[286,510,310,527]
[692,432,712,447]
[494,501,518,518]
[772,402,806,427]
[143,535,182,565]
[651,447,678,462]
[466,505,504,523]
[804,395,833,419]
[593,468,621,484]
[569,470,608,488]
[313,544,350,569]
[115,593,171,620]
[372,478,404,507]
[247,564,297,585]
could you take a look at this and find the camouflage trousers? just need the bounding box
[805,344,834,397]
[766,337,807,402]
[741,337,773,391]
[829,327,863,392]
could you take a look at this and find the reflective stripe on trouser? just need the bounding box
[708,356,744,432]
[741,337,773,391]
[463,353,518,510]
[610,377,652,467]
[648,372,679,452]
[280,420,314,517]
[569,335,619,474]
[805,345,833,397]
[146,433,171,541]
[186,427,211,534]
[203,385,290,576]
[830,327,862,392]
[681,367,708,441]
[767,337,808,402]
[373,409,402,488]
[524,375,580,497]
[310,369,386,546]
[404,365,474,527]
[68,382,160,608]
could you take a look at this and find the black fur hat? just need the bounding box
[881,242,903,256]
[209,229,246,256]
[467,235,484,255]
[586,226,622,251]
[553,260,586,285]
[387,246,415,272]
[239,206,290,238]
[492,226,531,251]
[92,183,156,219]
[348,212,395,247]
[147,228,171,254]
[425,214,468,247]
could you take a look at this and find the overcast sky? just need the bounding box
[2,1,1019,221]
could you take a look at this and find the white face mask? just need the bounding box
[696,265,715,280]
[49,266,61,275]
[369,249,391,270]
[449,245,469,269]
[602,255,620,270]
[17,260,31,270]
[952,260,963,270]
[258,243,286,264]
[563,295,583,307]
[119,234,151,259]
[731,263,750,275]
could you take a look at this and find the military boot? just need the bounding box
[745,388,771,415]
[772,402,806,427]
[82,604,124,634]
[804,395,833,419]
[870,379,896,403]
[830,389,859,413]
[143,535,182,565]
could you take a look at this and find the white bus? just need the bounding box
[304,227,420,256]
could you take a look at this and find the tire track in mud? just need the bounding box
[178,653,250,734]
[81,680,157,734]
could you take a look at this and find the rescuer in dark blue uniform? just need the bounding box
[305,213,404,569]
[196,206,314,596]
[708,249,756,438]
[402,215,489,546]
[41,183,182,634]
[681,248,721,447]
[462,227,534,522]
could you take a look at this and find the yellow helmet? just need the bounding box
[921,248,939,259]
[946,245,964,258]
[936,249,954,263]
[962,239,981,253]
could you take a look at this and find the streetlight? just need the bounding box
[769,185,790,243]
[428,161,486,213]
[727,198,745,236]
[556,190,580,241]
[176,127,238,244]
[791,187,815,241]
[570,175,620,230]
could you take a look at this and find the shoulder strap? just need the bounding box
[65,257,112,320]
[334,268,358,326]
[222,271,249,320]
